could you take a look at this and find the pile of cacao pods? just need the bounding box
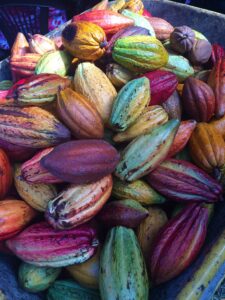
[1,0,225,299]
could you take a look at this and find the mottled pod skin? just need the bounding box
[6,221,99,267]
[147,159,222,202]
[0,106,71,148]
[150,204,208,284]
[41,140,120,184]
[182,77,215,122]
[72,10,134,34]
[46,175,113,229]
[0,149,12,199]
[0,199,37,241]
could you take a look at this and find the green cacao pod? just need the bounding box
[0,80,13,90]
[47,280,101,300]
[115,119,180,181]
[112,177,166,205]
[99,226,149,300]
[18,262,61,293]
[112,35,168,73]
[35,50,72,76]
[109,77,150,131]
[161,53,194,82]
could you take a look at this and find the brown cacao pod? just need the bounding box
[189,123,225,173]
[182,77,215,122]
[57,88,104,139]
[208,58,225,118]
[188,39,212,65]
[0,199,37,241]
[147,17,174,40]
[0,149,12,199]
[170,26,195,54]
[41,140,120,184]
[162,91,182,120]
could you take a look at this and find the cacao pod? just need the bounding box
[122,0,144,14]
[18,262,61,292]
[72,10,134,34]
[112,177,166,205]
[6,221,99,267]
[182,77,215,122]
[121,10,155,36]
[74,62,117,124]
[14,164,57,212]
[11,32,29,57]
[113,105,168,143]
[162,90,182,120]
[109,77,150,131]
[21,148,62,184]
[57,88,104,139]
[97,199,148,228]
[208,43,225,67]
[47,280,100,300]
[106,63,134,88]
[66,247,100,289]
[139,70,178,105]
[46,175,112,229]
[188,39,212,65]
[208,58,225,118]
[161,53,194,82]
[0,148,12,199]
[62,21,107,61]
[147,159,222,202]
[0,106,71,148]
[209,115,225,139]
[29,34,57,55]
[115,119,179,181]
[0,199,36,241]
[150,204,208,284]
[99,226,149,300]
[170,26,195,54]
[189,123,225,173]
[148,17,174,40]
[106,25,150,55]
[167,120,197,158]
[112,35,168,73]
[41,140,120,184]
[7,74,71,106]
[136,207,168,260]
[35,50,72,76]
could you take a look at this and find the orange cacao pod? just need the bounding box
[0,149,12,199]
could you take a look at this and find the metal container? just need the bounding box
[0,1,225,299]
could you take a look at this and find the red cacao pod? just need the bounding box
[139,70,178,105]
[208,58,225,118]
[182,77,215,122]
[41,140,120,184]
[167,120,197,158]
[142,9,152,17]
[0,199,37,241]
[6,221,99,267]
[150,204,208,284]
[0,149,12,199]
[72,10,134,34]
[208,44,225,67]
[147,159,222,203]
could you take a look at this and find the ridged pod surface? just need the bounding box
[57,88,104,139]
[6,221,99,267]
[14,164,57,211]
[113,106,168,142]
[99,226,149,300]
[0,106,71,148]
[18,262,61,292]
[112,35,169,73]
[150,204,208,284]
[74,62,117,124]
[147,159,222,202]
[47,280,101,300]
[46,175,113,229]
[115,119,179,181]
[0,199,36,241]
[109,78,150,132]
[72,10,134,34]
[41,140,120,184]
[189,123,225,172]
[0,148,12,199]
